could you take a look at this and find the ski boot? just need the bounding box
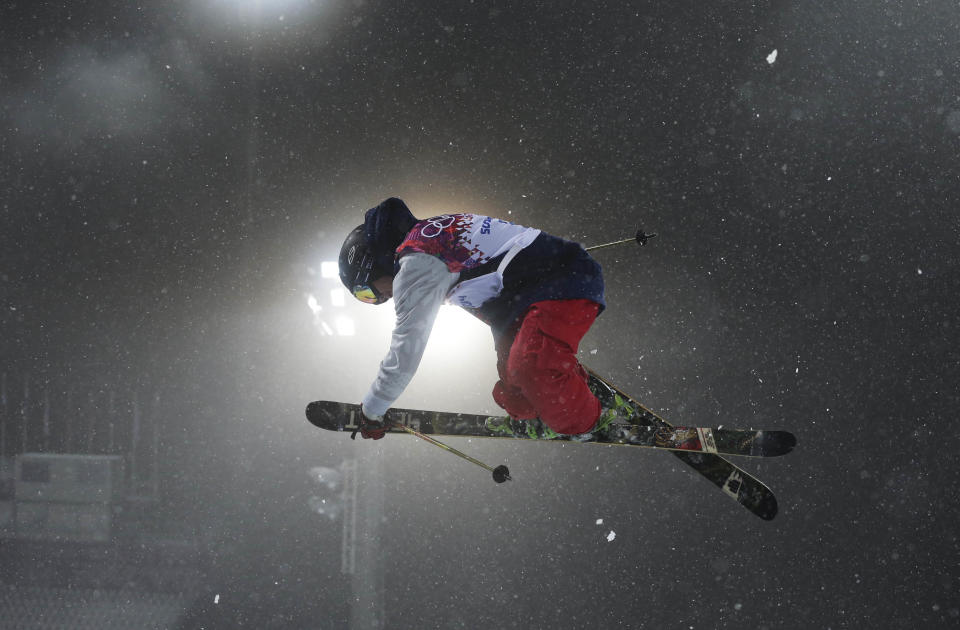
[485,416,561,440]
[575,378,642,442]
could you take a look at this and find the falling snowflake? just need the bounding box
[766,49,778,65]
[606,531,616,542]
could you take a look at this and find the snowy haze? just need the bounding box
[2,0,959,628]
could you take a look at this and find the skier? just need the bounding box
[337,197,620,440]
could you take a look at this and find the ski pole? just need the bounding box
[394,424,512,484]
[585,229,657,252]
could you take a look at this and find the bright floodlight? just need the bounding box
[320,261,338,279]
[191,0,333,37]
[335,316,355,337]
[208,0,312,16]
[330,288,346,307]
[428,306,489,354]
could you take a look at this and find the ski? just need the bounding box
[305,369,791,520]
[305,400,794,458]
[585,367,783,520]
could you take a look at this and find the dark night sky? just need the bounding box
[2,1,959,628]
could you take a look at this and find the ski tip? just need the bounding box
[756,430,797,457]
[305,400,335,430]
[305,401,320,427]
[783,431,797,453]
[774,430,797,455]
[757,494,779,521]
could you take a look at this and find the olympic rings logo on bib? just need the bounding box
[420,215,457,238]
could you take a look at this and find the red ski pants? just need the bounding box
[492,299,602,435]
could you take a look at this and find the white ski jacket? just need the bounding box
[360,253,458,416]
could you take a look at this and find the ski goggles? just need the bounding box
[352,283,387,305]
[348,246,390,305]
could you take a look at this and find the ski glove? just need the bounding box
[352,406,389,440]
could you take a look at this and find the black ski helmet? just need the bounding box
[338,224,390,304]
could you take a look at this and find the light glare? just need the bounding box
[335,317,355,336]
[320,261,338,279]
